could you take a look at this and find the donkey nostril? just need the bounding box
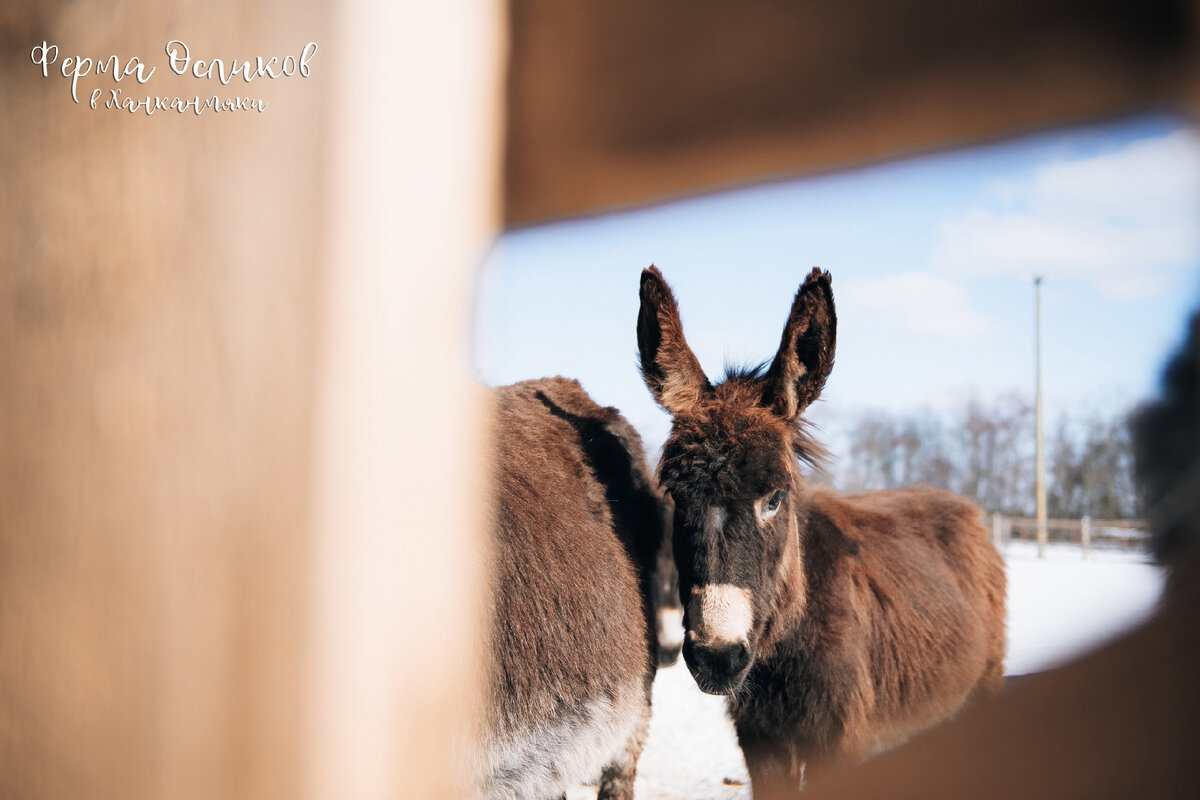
[691,641,750,677]
[717,642,750,675]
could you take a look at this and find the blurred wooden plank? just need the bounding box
[0,5,327,797]
[0,3,499,800]
[506,0,1200,225]
[307,2,500,799]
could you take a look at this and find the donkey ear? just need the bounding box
[638,266,711,414]
[762,268,836,420]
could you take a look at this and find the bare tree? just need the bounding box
[829,397,1138,519]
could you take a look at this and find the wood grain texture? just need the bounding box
[505,0,1199,224]
[0,4,499,800]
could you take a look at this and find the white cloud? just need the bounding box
[840,271,992,338]
[932,128,1200,299]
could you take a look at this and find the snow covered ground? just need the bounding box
[568,540,1165,800]
[1001,540,1164,675]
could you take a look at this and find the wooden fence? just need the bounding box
[990,514,1150,557]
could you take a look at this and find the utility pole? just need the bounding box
[1034,276,1047,558]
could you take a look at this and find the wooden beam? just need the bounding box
[505,0,1199,225]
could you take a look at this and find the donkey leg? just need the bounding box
[744,753,803,800]
[978,646,1008,700]
[596,701,650,800]
[738,730,804,799]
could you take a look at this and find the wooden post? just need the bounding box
[0,3,499,800]
[308,3,500,800]
[992,512,1004,550]
[1081,515,1092,559]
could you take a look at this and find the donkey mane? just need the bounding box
[715,361,830,472]
[721,361,771,383]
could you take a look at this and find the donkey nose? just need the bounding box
[690,640,751,679]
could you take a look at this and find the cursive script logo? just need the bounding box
[164,40,317,83]
[31,40,318,114]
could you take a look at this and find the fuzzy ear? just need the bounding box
[762,268,836,420]
[638,266,711,414]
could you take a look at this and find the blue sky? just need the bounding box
[474,112,1200,454]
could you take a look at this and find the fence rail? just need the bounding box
[990,513,1149,557]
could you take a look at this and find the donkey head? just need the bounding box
[638,266,836,695]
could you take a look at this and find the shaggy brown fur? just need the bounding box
[791,311,1200,800]
[637,267,1006,797]
[478,377,667,800]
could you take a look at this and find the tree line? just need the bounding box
[817,394,1140,520]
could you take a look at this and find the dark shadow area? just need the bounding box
[536,389,667,678]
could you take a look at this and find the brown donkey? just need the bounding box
[637,267,1006,796]
[475,376,669,800]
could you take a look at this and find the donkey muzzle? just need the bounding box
[683,584,755,693]
[683,638,752,694]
